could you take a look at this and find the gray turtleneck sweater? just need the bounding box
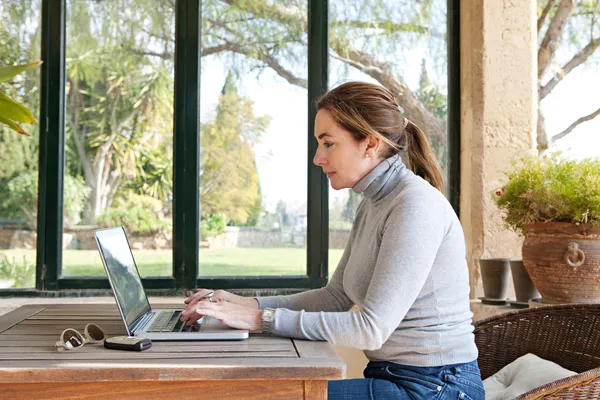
[257,155,478,367]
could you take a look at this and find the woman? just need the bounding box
[181,82,484,400]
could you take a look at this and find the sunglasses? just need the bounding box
[55,323,106,352]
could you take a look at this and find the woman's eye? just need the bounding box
[324,142,333,148]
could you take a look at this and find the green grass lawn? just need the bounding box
[1,248,344,278]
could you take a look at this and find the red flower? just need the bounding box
[495,190,502,196]
[582,231,587,236]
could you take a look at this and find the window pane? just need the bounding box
[63,0,174,277]
[199,0,308,277]
[0,0,42,289]
[328,0,449,275]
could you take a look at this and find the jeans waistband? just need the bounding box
[367,359,480,375]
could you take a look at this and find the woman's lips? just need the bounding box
[326,172,336,178]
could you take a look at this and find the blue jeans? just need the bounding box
[328,360,485,400]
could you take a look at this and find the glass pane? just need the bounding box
[0,0,42,289]
[199,0,308,277]
[63,0,174,277]
[328,0,449,276]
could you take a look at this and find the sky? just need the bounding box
[542,63,600,160]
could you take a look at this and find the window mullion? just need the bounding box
[37,0,66,291]
[307,0,329,289]
[173,0,201,290]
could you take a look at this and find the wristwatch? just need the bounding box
[261,308,276,335]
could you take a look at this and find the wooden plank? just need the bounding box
[293,339,340,359]
[0,335,295,352]
[304,380,328,400]
[1,326,128,335]
[0,358,345,381]
[21,315,123,325]
[0,306,45,334]
[0,334,288,345]
[28,315,121,320]
[0,351,298,360]
[0,344,294,353]
[0,380,305,400]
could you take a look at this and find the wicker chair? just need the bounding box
[474,304,600,399]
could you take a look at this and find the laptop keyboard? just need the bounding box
[134,311,196,333]
[148,311,182,332]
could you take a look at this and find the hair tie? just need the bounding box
[403,117,409,129]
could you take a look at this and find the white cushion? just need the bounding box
[483,353,576,400]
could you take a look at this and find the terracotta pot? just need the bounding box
[479,258,511,300]
[522,222,600,304]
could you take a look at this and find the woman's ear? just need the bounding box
[366,136,381,155]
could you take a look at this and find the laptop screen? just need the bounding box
[94,227,151,331]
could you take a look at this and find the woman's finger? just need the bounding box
[184,289,213,305]
[181,300,216,325]
[183,289,213,304]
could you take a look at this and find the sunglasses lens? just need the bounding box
[87,324,105,341]
[64,329,83,348]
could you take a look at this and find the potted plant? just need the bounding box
[0,61,42,135]
[493,154,600,304]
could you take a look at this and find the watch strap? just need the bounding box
[261,307,276,335]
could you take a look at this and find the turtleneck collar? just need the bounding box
[352,154,406,200]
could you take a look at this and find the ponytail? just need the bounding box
[404,120,445,194]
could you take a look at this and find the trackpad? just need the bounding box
[202,316,236,331]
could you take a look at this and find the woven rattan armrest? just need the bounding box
[515,366,600,399]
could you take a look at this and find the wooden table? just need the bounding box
[0,303,345,399]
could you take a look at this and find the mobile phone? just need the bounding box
[104,336,152,351]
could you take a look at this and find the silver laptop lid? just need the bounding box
[94,227,152,335]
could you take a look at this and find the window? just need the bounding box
[0,0,458,295]
[62,0,175,278]
[198,0,308,278]
[0,0,42,289]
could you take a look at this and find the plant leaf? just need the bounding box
[0,61,43,83]
[0,115,29,136]
[0,92,38,124]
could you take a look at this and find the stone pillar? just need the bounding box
[460,0,537,298]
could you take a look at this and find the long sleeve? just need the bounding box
[268,189,447,350]
[257,238,355,312]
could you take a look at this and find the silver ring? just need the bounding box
[203,291,215,302]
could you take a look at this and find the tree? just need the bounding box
[133,0,450,168]
[537,0,600,151]
[200,73,268,225]
[65,0,174,222]
[0,1,42,218]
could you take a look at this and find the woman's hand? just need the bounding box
[184,288,259,309]
[180,299,263,332]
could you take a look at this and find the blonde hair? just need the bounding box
[316,82,445,193]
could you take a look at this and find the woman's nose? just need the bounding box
[313,149,325,166]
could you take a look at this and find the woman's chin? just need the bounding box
[329,180,348,190]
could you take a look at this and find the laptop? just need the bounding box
[94,227,249,341]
